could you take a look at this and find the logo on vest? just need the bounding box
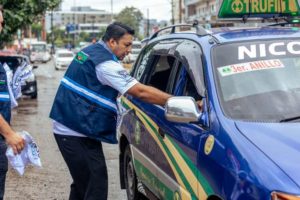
[75,51,89,64]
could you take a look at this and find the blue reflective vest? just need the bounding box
[0,63,11,139]
[50,43,120,143]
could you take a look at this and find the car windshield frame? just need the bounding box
[31,44,47,52]
[0,55,26,72]
[57,53,74,58]
[212,38,300,122]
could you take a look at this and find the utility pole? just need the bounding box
[179,0,182,23]
[147,9,150,37]
[111,0,113,22]
[171,0,175,25]
[73,0,76,48]
[51,10,54,54]
[91,16,95,42]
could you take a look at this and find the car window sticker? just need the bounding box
[218,59,285,77]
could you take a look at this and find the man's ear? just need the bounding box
[107,38,117,48]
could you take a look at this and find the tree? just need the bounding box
[31,23,43,40]
[115,7,143,37]
[0,0,61,47]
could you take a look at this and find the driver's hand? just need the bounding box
[196,100,203,112]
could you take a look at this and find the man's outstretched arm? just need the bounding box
[126,83,172,106]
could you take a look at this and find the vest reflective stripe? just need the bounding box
[61,77,117,113]
[0,92,10,102]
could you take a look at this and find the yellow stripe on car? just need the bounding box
[121,97,209,199]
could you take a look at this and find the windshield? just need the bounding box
[132,43,141,49]
[58,53,73,58]
[32,44,46,52]
[132,49,141,54]
[0,56,23,72]
[212,39,300,122]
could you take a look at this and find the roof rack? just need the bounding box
[268,17,300,26]
[217,16,286,24]
[149,20,208,40]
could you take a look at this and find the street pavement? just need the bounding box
[4,59,127,200]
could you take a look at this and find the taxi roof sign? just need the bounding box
[218,0,300,18]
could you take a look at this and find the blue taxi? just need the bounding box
[117,0,300,199]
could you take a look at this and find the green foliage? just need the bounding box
[0,0,61,46]
[46,26,64,45]
[79,32,90,42]
[115,6,143,36]
[31,22,43,40]
[54,37,64,48]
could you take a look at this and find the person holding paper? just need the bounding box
[0,5,25,200]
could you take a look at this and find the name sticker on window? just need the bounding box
[218,59,284,77]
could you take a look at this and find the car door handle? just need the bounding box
[158,128,165,138]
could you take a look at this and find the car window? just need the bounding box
[0,56,22,72]
[174,40,205,97]
[173,65,202,101]
[132,43,155,81]
[132,39,183,84]
[132,43,141,49]
[58,53,74,58]
[147,55,175,92]
[212,39,300,121]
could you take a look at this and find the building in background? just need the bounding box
[184,0,217,25]
[45,6,111,35]
[139,19,169,38]
[183,0,233,27]
[173,0,185,24]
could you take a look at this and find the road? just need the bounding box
[4,60,127,200]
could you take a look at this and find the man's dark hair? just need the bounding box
[102,22,135,42]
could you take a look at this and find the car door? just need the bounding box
[120,39,182,198]
[152,40,215,200]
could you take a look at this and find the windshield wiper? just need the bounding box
[279,116,300,122]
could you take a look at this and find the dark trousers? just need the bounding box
[0,138,7,200]
[54,134,108,200]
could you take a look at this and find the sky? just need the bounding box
[61,0,172,21]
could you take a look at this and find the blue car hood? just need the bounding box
[235,121,300,186]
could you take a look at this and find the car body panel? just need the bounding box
[119,96,214,199]
[235,121,300,187]
[118,26,300,200]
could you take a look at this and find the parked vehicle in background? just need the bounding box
[30,41,51,63]
[123,40,142,64]
[0,53,38,99]
[53,49,74,70]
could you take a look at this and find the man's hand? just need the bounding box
[6,131,25,155]
[0,115,25,154]
[196,100,203,112]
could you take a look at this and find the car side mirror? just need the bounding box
[165,96,201,123]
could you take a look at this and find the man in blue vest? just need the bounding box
[0,5,25,200]
[50,22,172,200]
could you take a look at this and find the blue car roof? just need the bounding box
[147,26,300,47]
[210,26,300,43]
